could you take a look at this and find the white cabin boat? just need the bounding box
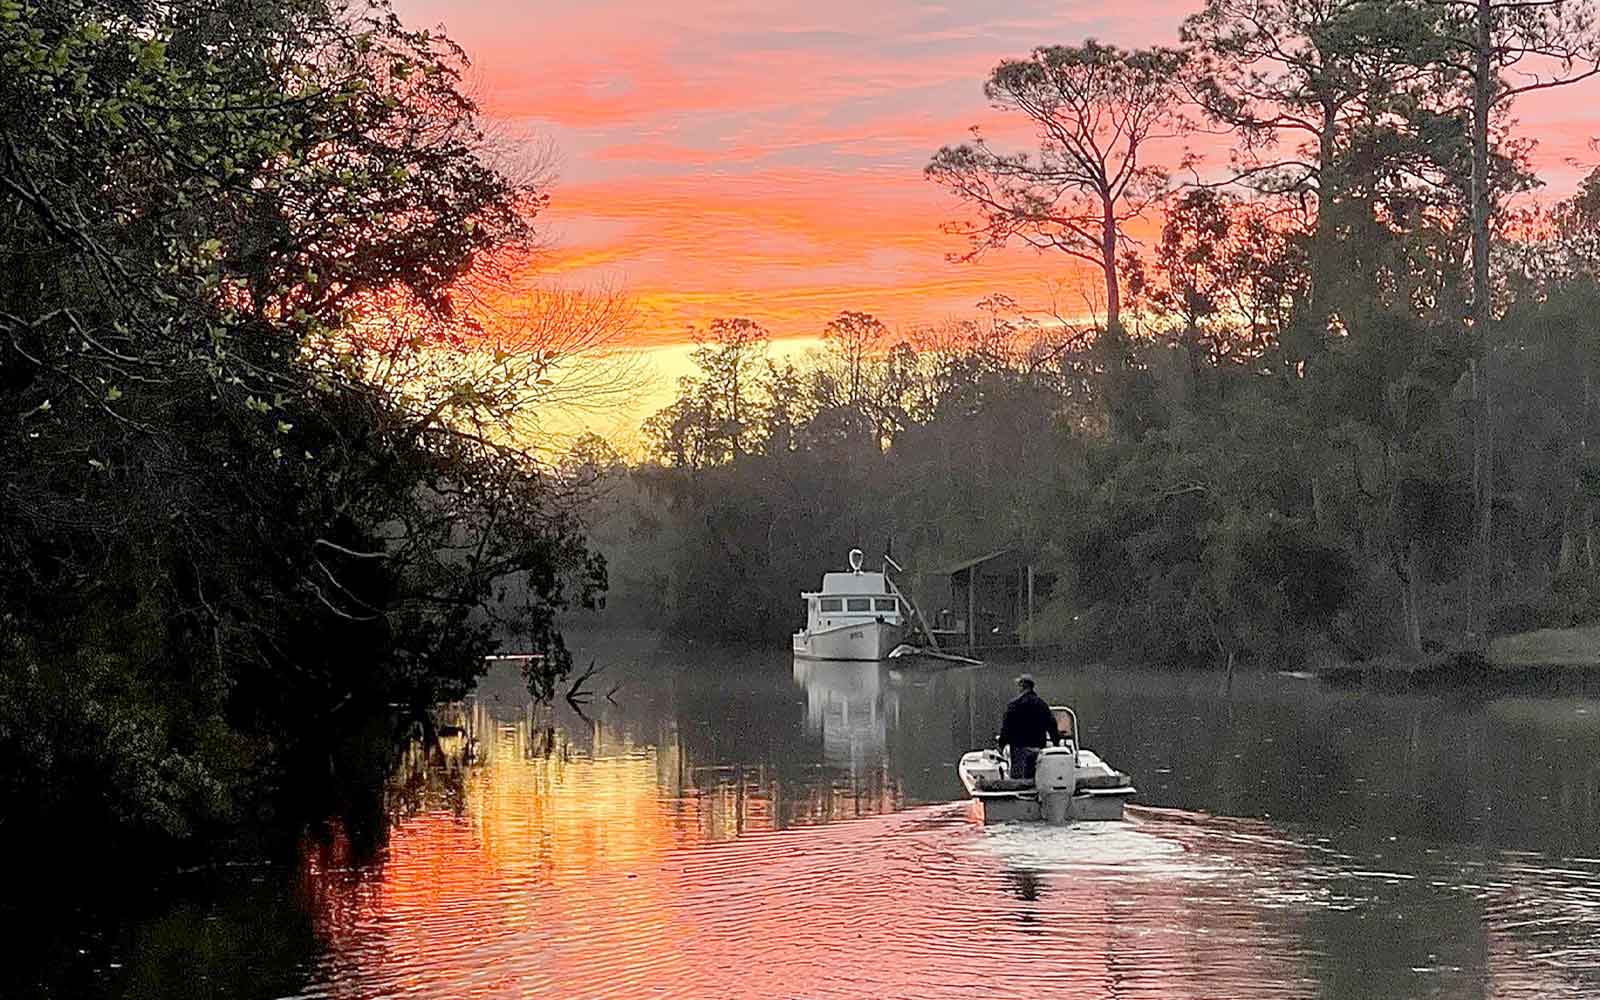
[957,706,1136,823]
[792,549,907,662]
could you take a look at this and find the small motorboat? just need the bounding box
[957,706,1135,824]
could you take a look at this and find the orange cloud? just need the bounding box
[535,167,1112,347]
[389,0,1600,438]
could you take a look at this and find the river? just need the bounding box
[24,631,1600,998]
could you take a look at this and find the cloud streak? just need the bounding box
[395,0,1600,356]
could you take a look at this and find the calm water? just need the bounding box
[27,632,1600,999]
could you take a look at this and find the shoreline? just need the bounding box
[1317,623,1600,693]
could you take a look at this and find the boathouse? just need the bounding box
[919,547,1055,652]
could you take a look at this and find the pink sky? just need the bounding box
[394,0,1600,353]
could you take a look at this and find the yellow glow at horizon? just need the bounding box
[536,335,829,455]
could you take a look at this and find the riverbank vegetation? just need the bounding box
[6,0,1600,864]
[584,1,1600,676]
[0,0,603,863]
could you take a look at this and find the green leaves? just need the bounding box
[132,37,165,70]
[1,0,590,863]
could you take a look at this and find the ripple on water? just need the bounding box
[288,781,1600,1000]
[289,806,1267,997]
[280,670,1600,1000]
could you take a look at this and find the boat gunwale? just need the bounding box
[795,619,901,638]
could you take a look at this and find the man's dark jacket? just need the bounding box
[999,689,1060,749]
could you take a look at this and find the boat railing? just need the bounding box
[1051,705,1080,767]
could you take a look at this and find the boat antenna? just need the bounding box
[848,548,864,572]
[884,554,903,573]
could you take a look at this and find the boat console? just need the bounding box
[957,705,1135,824]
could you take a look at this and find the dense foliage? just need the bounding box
[0,0,600,860]
[590,0,1600,673]
[4,0,1598,863]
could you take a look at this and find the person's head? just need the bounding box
[1015,673,1035,693]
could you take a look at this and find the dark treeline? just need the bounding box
[1,0,601,864]
[585,0,1600,673]
[5,0,1600,866]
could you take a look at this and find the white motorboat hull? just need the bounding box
[792,620,903,662]
[958,747,1135,824]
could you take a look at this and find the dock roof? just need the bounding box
[924,546,1020,577]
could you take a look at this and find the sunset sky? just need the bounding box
[393,0,1600,438]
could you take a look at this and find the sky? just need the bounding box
[391,0,1600,439]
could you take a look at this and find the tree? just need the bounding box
[642,318,771,467]
[1181,0,1468,357]
[691,317,770,461]
[927,41,1188,339]
[1126,188,1304,383]
[822,310,888,409]
[1052,385,1351,671]
[1434,0,1600,642]
[0,0,601,857]
[818,310,891,448]
[1536,166,1600,278]
[335,280,644,452]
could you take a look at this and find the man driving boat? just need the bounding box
[998,673,1059,780]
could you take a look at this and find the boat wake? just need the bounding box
[967,812,1193,872]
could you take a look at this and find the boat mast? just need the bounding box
[883,554,941,652]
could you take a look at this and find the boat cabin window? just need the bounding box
[819,598,843,612]
[846,598,872,612]
[874,598,897,612]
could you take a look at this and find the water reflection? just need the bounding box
[1005,866,1044,901]
[23,636,1600,999]
[793,658,886,772]
[280,647,1600,999]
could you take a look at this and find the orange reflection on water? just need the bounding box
[297,704,1308,999]
[301,701,710,997]
[283,655,1600,1000]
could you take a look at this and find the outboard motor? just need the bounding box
[1034,745,1077,824]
